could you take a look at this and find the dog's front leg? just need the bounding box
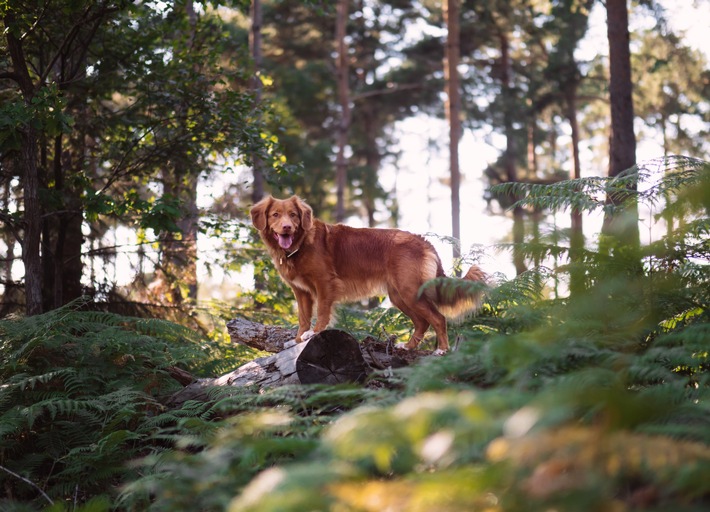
[313,289,335,333]
[293,288,314,342]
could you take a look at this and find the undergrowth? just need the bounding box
[0,156,708,511]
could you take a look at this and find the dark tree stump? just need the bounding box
[296,330,370,384]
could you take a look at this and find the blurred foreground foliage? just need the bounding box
[1,159,709,511]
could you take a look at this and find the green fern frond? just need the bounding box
[491,176,607,214]
[5,369,73,392]
[490,156,709,218]
[0,302,216,506]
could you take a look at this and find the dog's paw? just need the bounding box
[394,342,409,350]
[301,330,316,342]
[283,339,297,349]
[431,349,448,356]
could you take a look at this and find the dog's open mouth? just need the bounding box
[275,232,294,249]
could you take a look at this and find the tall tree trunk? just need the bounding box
[565,87,585,296]
[21,125,43,315]
[5,15,43,315]
[603,0,639,252]
[249,0,267,305]
[334,0,351,223]
[499,28,526,276]
[443,0,462,272]
[250,0,265,203]
[156,0,200,305]
[360,102,381,228]
[50,137,84,308]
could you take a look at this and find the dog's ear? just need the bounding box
[294,196,313,231]
[250,196,272,231]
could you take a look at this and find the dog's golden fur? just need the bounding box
[250,195,485,353]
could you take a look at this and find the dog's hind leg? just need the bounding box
[388,286,432,350]
[399,286,449,353]
[412,302,448,354]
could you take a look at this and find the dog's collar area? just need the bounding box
[280,247,300,265]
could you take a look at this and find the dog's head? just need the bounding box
[250,195,313,251]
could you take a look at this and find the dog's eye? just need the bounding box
[271,212,279,218]
[289,212,297,218]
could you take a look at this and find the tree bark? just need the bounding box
[167,329,373,407]
[227,317,298,353]
[47,138,84,309]
[250,0,265,203]
[444,0,462,271]
[499,27,526,276]
[21,125,43,316]
[603,0,639,251]
[566,87,585,296]
[5,16,43,315]
[228,315,420,362]
[605,0,636,178]
[165,321,430,408]
[334,0,351,222]
[249,0,268,305]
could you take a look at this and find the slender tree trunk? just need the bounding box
[499,28,526,275]
[443,0,462,272]
[360,104,382,308]
[334,0,351,223]
[566,87,585,296]
[21,126,43,315]
[603,0,639,251]
[40,129,85,310]
[249,0,268,306]
[360,102,381,228]
[5,15,43,315]
[51,137,84,308]
[156,0,200,304]
[250,0,265,203]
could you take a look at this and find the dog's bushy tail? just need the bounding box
[419,265,488,320]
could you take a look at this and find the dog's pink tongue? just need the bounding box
[277,234,293,249]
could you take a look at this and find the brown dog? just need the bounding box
[250,195,485,354]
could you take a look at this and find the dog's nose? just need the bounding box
[282,224,293,232]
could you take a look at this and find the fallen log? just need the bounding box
[226,317,297,353]
[167,329,371,407]
[166,321,433,407]
[227,317,429,367]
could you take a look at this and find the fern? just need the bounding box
[491,156,708,217]
[0,302,217,507]
[118,384,387,511]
